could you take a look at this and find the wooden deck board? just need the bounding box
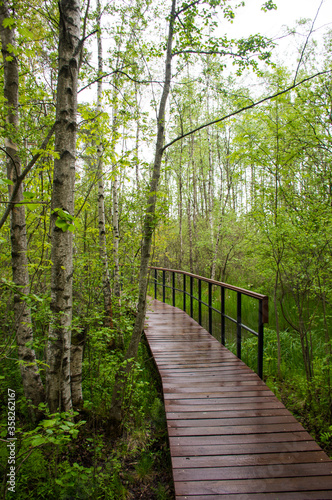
[144,299,332,499]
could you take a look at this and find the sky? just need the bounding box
[81,0,332,103]
[224,0,331,59]
[225,0,331,38]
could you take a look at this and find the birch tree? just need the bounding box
[96,0,112,329]
[0,0,45,414]
[46,0,81,412]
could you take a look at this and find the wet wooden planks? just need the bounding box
[144,298,332,499]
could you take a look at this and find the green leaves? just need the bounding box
[261,0,277,12]
[24,409,85,448]
[53,208,76,232]
[0,178,14,186]
[2,17,15,29]
[17,26,34,40]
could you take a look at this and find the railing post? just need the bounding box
[237,292,242,359]
[172,271,175,306]
[198,279,202,326]
[154,268,157,299]
[258,300,264,379]
[183,274,186,312]
[162,270,166,303]
[208,282,212,334]
[190,275,193,318]
[221,286,225,345]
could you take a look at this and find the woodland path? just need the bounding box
[144,298,332,499]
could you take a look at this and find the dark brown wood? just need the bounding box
[144,299,332,499]
[170,444,325,459]
[173,462,332,481]
[176,494,332,500]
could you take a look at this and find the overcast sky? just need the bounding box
[225,0,331,38]
[218,0,332,74]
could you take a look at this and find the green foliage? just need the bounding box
[52,208,76,233]
[233,329,332,454]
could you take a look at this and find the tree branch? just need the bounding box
[0,147,18,175]
[78,69,162,94]
[175,0,201,18]
[163,70,331,151]
[78,0,90,68]
[293,0,324,85]
[172,49,238,57]
[0,122,56,231]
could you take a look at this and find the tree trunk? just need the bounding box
[96,0,112,329]
[109,77,124,349]
[207,126,214,248]
[46,0,81,413]
[110,93,121,302]
[187,194,194,274]
[210,139,232,281]
[0,0,45,415]
[178,142,183,268]
[70,329,85,408]
[273,270,282,379]
[109,0,176,432]
[134,82,141,190]
[112,172,121,300]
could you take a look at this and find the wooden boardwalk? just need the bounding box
[144,299,332,499]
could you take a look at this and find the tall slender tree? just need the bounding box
[46,0,81,412]
[96,0,112,328]
[0,0,45,414]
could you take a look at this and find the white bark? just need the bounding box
[46,0,81,413]
[207,126,214,247]
[109,78,123,349]
[110,94,121,303]
[0,0,45,413]
[96,0,112,328]
[112,172,121,300]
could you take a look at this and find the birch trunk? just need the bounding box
[110,95,121,302]
[187,196,194,273]
[178,142,183,268]
[96,0,112,329]
[0,0,45,413]
[191,135,197,234]
[210,134,232,281]
[206,127,214,248]
[109,0,176,431]
[112,172,121,300]
[46,0,80,413]
[134,83,141,191]
[110,82,124,349]
[210,184,231,281]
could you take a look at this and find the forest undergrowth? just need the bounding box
[0,298,175,500]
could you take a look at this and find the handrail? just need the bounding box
[149,266,268,379]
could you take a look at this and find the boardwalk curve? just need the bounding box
[144,298,332,499]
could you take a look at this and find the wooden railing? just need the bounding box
[149,266,268,379]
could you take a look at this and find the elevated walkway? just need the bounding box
[144,299,332,499]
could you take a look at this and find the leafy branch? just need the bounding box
[0,122,56,231]
[163,70,331,151]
